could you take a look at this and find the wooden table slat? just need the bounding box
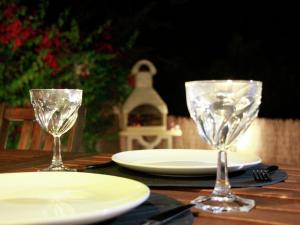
[0,150,299,225]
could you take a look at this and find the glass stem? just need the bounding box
[52,136,63,167]
[212,150,231,197]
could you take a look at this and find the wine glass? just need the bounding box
[29,89,82,172]
[185,80,262,213]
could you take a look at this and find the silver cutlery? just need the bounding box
[252,165,279,181]
[85,161,114,169]
[141,203,195,225]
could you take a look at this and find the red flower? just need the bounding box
[3,4,19,18]
[96,43,114,53]
[13,38,22,51]
[39,33,61,50]
[12,26,36,51]
[20,26,35,40]
[6,19,22,38]
[40,34,52,48]
[43,52,60,73]
[52,36,61,48]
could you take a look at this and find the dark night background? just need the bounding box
[27,0,300,118]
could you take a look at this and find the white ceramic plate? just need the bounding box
[112,149,261,176]
[0,172,150,225]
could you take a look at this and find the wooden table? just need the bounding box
[0,150,299,225]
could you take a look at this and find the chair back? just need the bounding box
[0,103,85,152]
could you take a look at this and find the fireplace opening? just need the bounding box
[128,104,162,127]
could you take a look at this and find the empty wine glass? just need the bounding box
[30,89,82,172]
[185,80,262,213]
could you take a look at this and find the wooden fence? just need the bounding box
[168,116,300,166]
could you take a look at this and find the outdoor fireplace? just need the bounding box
[119,59,181,150]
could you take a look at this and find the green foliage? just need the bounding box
[0,0,136,151]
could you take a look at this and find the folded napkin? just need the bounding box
[86,162,287,188]
[95,192,193,225]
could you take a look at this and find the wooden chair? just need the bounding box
[0,103,85,152]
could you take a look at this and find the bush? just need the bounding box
[0,0,138,151]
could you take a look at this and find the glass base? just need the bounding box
[39,164,76,172]
[191,193,255,213]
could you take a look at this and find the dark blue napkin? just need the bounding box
[92,192,193,225]
[86,162,287,188]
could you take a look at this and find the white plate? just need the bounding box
[112,149,261,176]
[0,172,150,225]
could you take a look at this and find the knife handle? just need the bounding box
[141,203,194,225]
